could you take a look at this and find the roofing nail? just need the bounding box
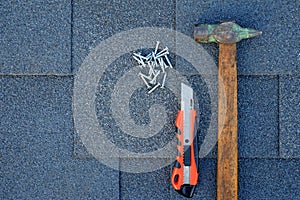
[154,58,159,68]
[139,72,152,80]
[141,75,151,88]
[158,58,165,73]
[161,73,167,88]
[146,53,152,61]
[148,83,161,94]
[154,41,160,54]
[164,62,169,69]
[164,55,173,68]
[156,47,169,56]
[150,70,160,84]
[152,52,157,61]
[148,63,155,76]
[155,51,169,59]
[133,52,148,60]
[133,56,146,67]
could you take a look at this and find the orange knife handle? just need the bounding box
[171,110,184,190]
[171,110,199,198]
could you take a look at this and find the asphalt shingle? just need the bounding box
[0,1,71,74]
[73,0,175,73]
[238,76,279,158]
[73,52,178,158]
[1,1,300,199]
[239,158,300,200]
[0,76,119,199]
[0,76,73,134]
[120,162,170,200]
[176,0,300,75]
[279,76,300,158]
[73,0,176,160]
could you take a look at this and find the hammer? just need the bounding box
[194,21,261,200]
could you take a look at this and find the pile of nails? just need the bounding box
[133,41,173,94]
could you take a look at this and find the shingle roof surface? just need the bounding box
[1,0,299,199]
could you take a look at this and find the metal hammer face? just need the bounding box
[194,21,262,44]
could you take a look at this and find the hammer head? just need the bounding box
[194,21,262,44]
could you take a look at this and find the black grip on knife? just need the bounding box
[178,185,196,198]
[184,145,191,166]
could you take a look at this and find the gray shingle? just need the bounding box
[0,76,119,199]
[2,1,300,199]
[60,158,120,199]
[0,1,72,74]
[239,158,300,200]
[238,76,279,158]
[279,76,300,158]
[73,0,175,73]
[73,0,176,158]
[0,76,73,134]
[176,0,300,75]
[120,163,170,200]
[73,53,179,158]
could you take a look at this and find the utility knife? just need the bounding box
[171,83,199,198]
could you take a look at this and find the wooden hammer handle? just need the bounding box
[217,43,238,200]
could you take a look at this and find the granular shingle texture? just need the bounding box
[0,76,73,134]
[279,76,300,158]
[0,1,72,74]
[238,76,279,158]
[1,1,300,199]
[73,0,175,73]
[0,76,119,199]
[120,163,170,200]
[239,158,300,200]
